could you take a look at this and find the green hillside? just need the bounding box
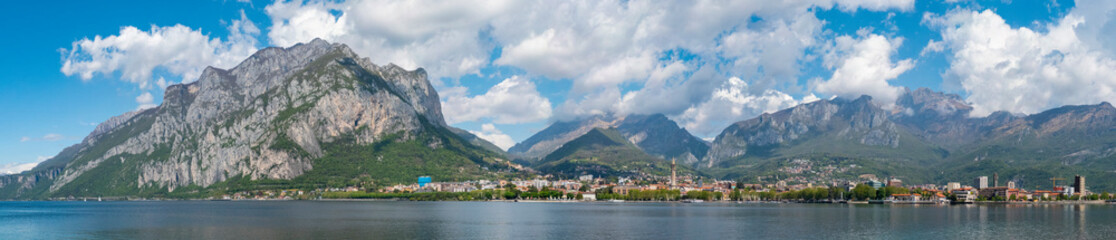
[535,128,695,178]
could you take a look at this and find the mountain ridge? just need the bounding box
[0,39,512,199]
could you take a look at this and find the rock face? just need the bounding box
[0,39,502,199]
[509,114,709,164]
[705,95,903,167]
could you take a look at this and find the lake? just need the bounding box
[2,201,1113,239]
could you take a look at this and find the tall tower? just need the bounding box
[975,176,988,189]
[994,173,998,187]
[1074,175,1086,194]
[671,157,677,189]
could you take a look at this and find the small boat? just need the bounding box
[608,199,626,203]
[682,199,704,203]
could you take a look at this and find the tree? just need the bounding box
[851,184,876,201]
[576,193,584,200]
[578,185,588,192]
[1103,192,1111,200]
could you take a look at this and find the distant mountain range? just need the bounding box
[4,40,1116,199]
[704,88,1116,191]
[509,113,709,164]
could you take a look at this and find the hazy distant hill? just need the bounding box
[535,128,693,178]
[509,114,708,165]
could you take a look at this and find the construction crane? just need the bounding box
[1050,177,1066,190]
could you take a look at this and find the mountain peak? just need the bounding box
[0,39,504,199]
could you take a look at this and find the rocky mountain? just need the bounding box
[0,39,513,199]
[535,128,691,178]
[705,87,1116,191]
[509,114,709,164]
[706,95,943,167]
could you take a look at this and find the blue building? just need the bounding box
[418,176,432,187]
[866,180,885,189]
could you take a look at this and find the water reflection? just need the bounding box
[1,201,1114,239]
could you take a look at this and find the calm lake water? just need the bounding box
[2,201,1114,239]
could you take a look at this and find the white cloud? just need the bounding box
[719,13,824,92]
[468,124,516,150]
[618,65,721,117]
[61,10,259,88]
[155,77,170,90]
[489,0,911,120]
[676,77,803,136]
[441,76,552,124]
[19,134,68,142]
[929,6,1116,116]
[553,87,623,121]
[812,33,913,106]
[135,92,156,110]
[0,156,51,175]
[262,0,914,124]
[920,39,944,56]
[266,0,510,81]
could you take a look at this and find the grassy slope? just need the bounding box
[936,129,1116,191]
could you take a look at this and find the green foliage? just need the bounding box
[536,128,697,178]
[875,186,908,200]
[592,187,681,201]
[851,184,876,201]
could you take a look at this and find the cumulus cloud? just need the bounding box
[61,10,259,88]
[813,33,913,106]
[468,124,516,150]
[262,0,914,123]
[929,6,1116,116]
[490,0,911,120]
[266,0,510,81]
[618,65,721,117]
[719,13,824,93]
[19,134,68,142]
[676,77,803,136]
[135,92,157,110]
[442,76,552,124]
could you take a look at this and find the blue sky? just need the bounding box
[5,0,1113,173]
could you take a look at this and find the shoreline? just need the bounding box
[7,198,1115,205]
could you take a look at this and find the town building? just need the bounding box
[974,176,988,189]
[946,182,961,192]
[865,180,885,189]
[1074,175,1086,195]
[889,193,921,202]
[887,178,902,187]
[578,175,594,182]
[952,187,977,203]
[581,193,596,201]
